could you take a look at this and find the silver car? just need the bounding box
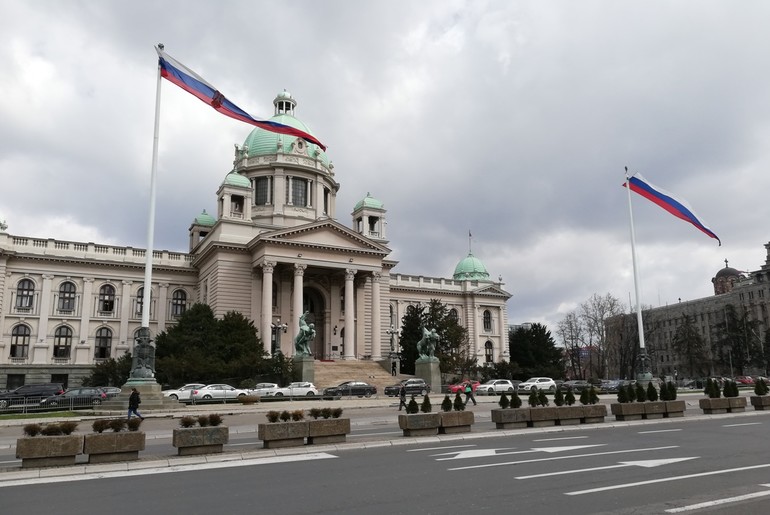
[190,384,249,401]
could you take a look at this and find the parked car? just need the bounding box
[190,384,249,402]
[0,383,65,409]
[734,376,755,385]
[559,380,593,393]
[323,381,377,398]
[474,379,516,395]
[162,383,206,401]
[384,378,430,397]
[40,387,106,408]
[263,382,319,397]
[251,383,280,397]
[99,386,122,398]
[600,379,622,393]
[518,377,557,392]
[448,380,481,394]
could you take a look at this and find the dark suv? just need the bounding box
[0,383,65,408]
[384,378,430,397]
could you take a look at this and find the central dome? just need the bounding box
[241,91,329,167]
[453,253,490,281]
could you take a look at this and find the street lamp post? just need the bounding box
[271,321,288,356]
[386,325,399,376]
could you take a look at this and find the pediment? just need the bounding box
[253,219,390,255]
[472,284,512,298]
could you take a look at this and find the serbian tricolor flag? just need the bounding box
[156,47,326,151]
[623,173,720,245]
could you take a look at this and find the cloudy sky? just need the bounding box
[2,1,769,336]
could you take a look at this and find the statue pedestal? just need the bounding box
[98,380,182,412]
[415,357,441,396]
[294,355,315,384]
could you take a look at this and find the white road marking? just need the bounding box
[533,436,588,442]
[449,445,678,471]
[0,452,338,488]
[723,422,762,428]
[565,464,770,495]
[665,484,770,513]
[435,445,604,461]
[407,444,476,452]
[516,457,697,479]
[638,429,682,434]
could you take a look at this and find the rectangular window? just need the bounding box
[255,177,270,205]
[292,178,308,207]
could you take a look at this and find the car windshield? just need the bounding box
[524,378,538,382]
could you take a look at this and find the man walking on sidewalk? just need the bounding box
[398,383,408,411]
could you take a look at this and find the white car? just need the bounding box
[190,384,249,402]
[162,383,206,401]
[250,383,280,397]
[476,379,516,395]
[518,377,557,392]
[263,382,319,397]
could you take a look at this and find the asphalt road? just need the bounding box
[2,394,770,514]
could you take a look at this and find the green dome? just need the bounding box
[241,92,329,167]
[453,253,490,281]
[354,192,384,211]
[194,209,216,227]
[223,171,251,188]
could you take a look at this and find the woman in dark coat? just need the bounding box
[127,388,144,420]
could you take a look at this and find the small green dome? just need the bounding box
[242,92,329,167]
[223,171,251,188]
[194,209,216,227]
[453,253,490,281]
[354,192,384,211]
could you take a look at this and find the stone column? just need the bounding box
[260,261,275,352]
[371,272,382,360]
[292,264,306,352]
[33,274,55,364]
[343,268,356,360]
[157,282,169,333]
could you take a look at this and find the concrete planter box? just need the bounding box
[438,411,475,434]
[556,406,583,426]
[699,397,730,414]
[528,407,558,427]
[16,435,83,468]
[664,400,686,418]
[727,396,747,413]
[172,426,229,455]
[258,422,308,448]
[643,401,666,419]
[582,404,607,424]
[84,431,145,463]
[490,408,530,429]
[307,418,351,444]
[398,413,441,436]
[750,395,770,410]
[611,402,645,421]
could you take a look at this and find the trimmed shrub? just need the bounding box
[23,423,42,437]
[441,395,453,412]
[308,408,322,419]
[627,383,637,402]
[58,421,78,435]
[279,411,291,422]
[266,411,280,423]
[565,389,576,406]
[208,414,224,426]
[537,390,549,407]
[92,419,110,433]
[553,388,564,406]
[291,410,304,421]
[635,383,647,402]
[527,390,538,407]
[406,397,419,414]
[40,423,62,436]
[723,380,739,398]
[109,419,127,432]
[238,395,259,405]
[127,418,143,431]
[589,386,600,405]
[331,408,343,418]
[197,415,211,427]
[453,393,465,412]
[510,392,522,408]
[420,394,432,413]
[646,382,659,402]
[579,388,589,406]
[617,385,629,403]
[321,407,333,419]
[180,416,197,428]
[498,393,510,409]
[755,378,769,396]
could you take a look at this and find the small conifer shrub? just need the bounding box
[627,383,637,402]
[420,394,432,413]
[308,408,322,419]
[646,382,659,402]
[579,388,589,406]
[406,397,419,414]
[565,389,576,406]
[291,410,304,421]
[528,389,538,407]
[22,423,42,437]
[331,408,343,418]
[197,415,211,427]
[553,388,565,406]
[266,411,280,423]
[617,385,629,403]
[321,407,333,419]
[755,378,769,396]
[279,410,291,422]
[92,419,110,433]
[498,393,510,409]
[453,393,465,411]
[589,386,600,404]
[635,382,647,402]
[180,416,197,428]
[109,419,127,432]
[208,414,224,426]
[537,389,549,406]
[441,395,453,412]
[510,392,522,408]
[127,418,143,431]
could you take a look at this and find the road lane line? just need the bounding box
[533,436,588,442]
[407,444,476,452]
[665,486,770,513]
[638,429,682,434]
[516,458,697,479]
[722,422,761,428]
[565,464,770,495]
[448,445,678,471]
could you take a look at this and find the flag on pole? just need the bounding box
[156,47,326,151]
[623,172,720,245]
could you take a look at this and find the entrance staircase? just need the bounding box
[313,360,409,393]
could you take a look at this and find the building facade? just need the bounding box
[0,91,510,389]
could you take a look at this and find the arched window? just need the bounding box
[53,326,73,358]
[171,290,187,317]
[483,310,492,332]
[136,287,152,316]
[10,325,31,358]
[448,308,458,322]
[95,327,112,359]
[485,341,494,363]
[15,279,35,310]
[58,281,77,312]
[98,284,116,313]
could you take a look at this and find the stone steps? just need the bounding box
[313,360,409,393]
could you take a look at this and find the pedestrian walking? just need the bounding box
[127,387,144,420]
[391,361,397,376]
[464,381,477,406]
[398,383,408,411]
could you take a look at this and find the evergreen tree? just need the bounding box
[646,382,658,401]
[537,389,549,406]
[510,392,522,408]
[508,323,564,378]
[453,393,465,411]
[672,313,709,378]
[528,389,538,407]
[420,394,432,413]
[553,388,565,406]
[565,389,576,406]
[81,351,132,387]
[441,395,453,412]
[499,393,510,409]
[398,305,425,375]
[579,388,589,406]
[635,382,647,402]
[626,383,637,402]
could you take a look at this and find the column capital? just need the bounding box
[294,263,307,276]
[42,274,55,280]
[83,277,94,283]
[372,272,382,281]
[261,260,276,274]
[345,268,357,281]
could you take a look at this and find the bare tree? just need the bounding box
[578,293,623,379]
[557,312,585,379]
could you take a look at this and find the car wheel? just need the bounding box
[507,387,514,392]
[365,391,372,398]
[92,399,101,405]
[275,392,284,397]
[420,389,428,396]
[306,391,315,396]
[203,394,212,400]
[0,400,7,409]
[169,394,178,400]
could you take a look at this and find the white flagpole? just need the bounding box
[625,167,646,351]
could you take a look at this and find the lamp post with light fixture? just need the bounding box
[386,325,399,375]
[271,320,288,356]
